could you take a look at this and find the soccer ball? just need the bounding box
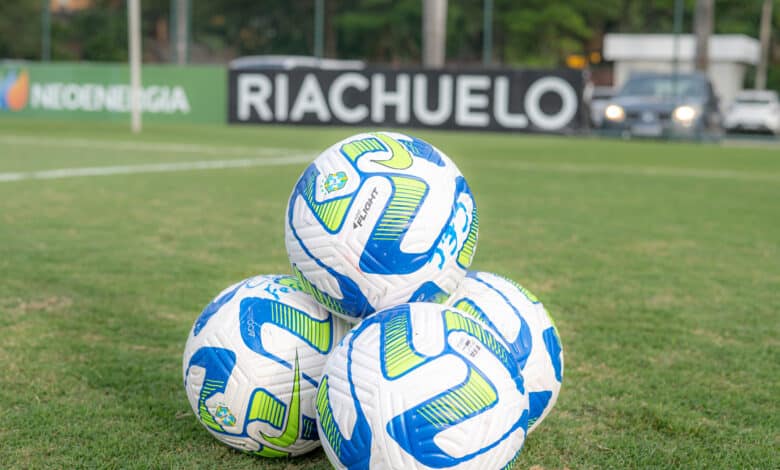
[447,271,563,433]
[182,274,349,457]
[285,131,478,322]
[316,303,529,469]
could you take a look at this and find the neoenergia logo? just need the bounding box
[0,69,30,111]
[1,67,191,115]
[29,82,191,114]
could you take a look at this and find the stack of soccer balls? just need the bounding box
[182,132,564,469]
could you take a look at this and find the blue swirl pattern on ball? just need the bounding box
[316,303,528,469]
[446,271,564,434]
[286,132,478,321]
[183,275,349,457]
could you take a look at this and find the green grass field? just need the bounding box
[0,118,778,469]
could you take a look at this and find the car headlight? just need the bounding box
[673,105,698,125]
[605,104,625,122]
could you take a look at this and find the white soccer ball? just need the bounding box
[316,303,529,469]
[285,132,478,322]
[447,271,564,433]
[182,274,349,457]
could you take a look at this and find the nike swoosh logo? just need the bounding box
[259,353,301,447]
[372,133,413,170]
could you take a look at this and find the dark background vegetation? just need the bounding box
[1,0,778,89]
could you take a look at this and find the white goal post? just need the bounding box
[128,0,142,133]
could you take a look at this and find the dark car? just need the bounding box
[599,72,722,139]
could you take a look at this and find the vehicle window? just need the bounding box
[735,98,772,105]
[619,76,706,98]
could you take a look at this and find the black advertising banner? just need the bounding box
[228,68,583,133]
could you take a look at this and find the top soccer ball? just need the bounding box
[285,132,478,322]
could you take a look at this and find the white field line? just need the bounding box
[4,155,775,184]
[0,155,315,182]
[1,134,777,183]
[0,134,301,158]
[0,135,300,157]
[0,134,315,182]
[482,160,780,183]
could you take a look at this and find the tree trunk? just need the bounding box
[756,0,773,89]
[422,0,447,68]
[693,0,714,72]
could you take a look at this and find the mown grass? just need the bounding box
[0,118,778,468]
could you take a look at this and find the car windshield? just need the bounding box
[619,76,706,98]
[735,98,773,105]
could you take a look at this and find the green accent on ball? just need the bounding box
[372,176,427,241]
[545,307,561,339]
[340,136,385,162]
[292,265,349,316]
[301,415,317,442]
[453,299,481,320]
[504,275,540,303]
[257,355,302,449]
[269,302,332,353]
[276,275,305,292]
[428,289,450,305]
[457,206,479,267]
[527,415,538,429]
[417,367,497,430]
[499,273,560,339]
[372,133,413,170]
[501,272,560,337]
[251,446,290,458]
[199,379,226,432]
[500,447,523,470]
[443,309,513,370]
[382,310,427,378]
[316,376,343,456]
[301,172,352,232]
[247,389,286,429]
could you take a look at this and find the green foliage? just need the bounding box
[191,0,316,56]
[52,6,129,61]
[335,0,422,62]
[0,119,778,468]
[496,0,605,65]
[0,0,777,81]
[0,0,42,60]
[768,65,780,92]
[446,1,484,62]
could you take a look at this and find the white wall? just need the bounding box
[604,34,760,64]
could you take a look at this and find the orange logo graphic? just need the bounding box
[0,69,29,111]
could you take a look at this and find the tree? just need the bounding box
[334,0,422,63]
[0,0,777,93]
[0,0,43,60]
[192,0,315,57]
[53,1,128,61]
